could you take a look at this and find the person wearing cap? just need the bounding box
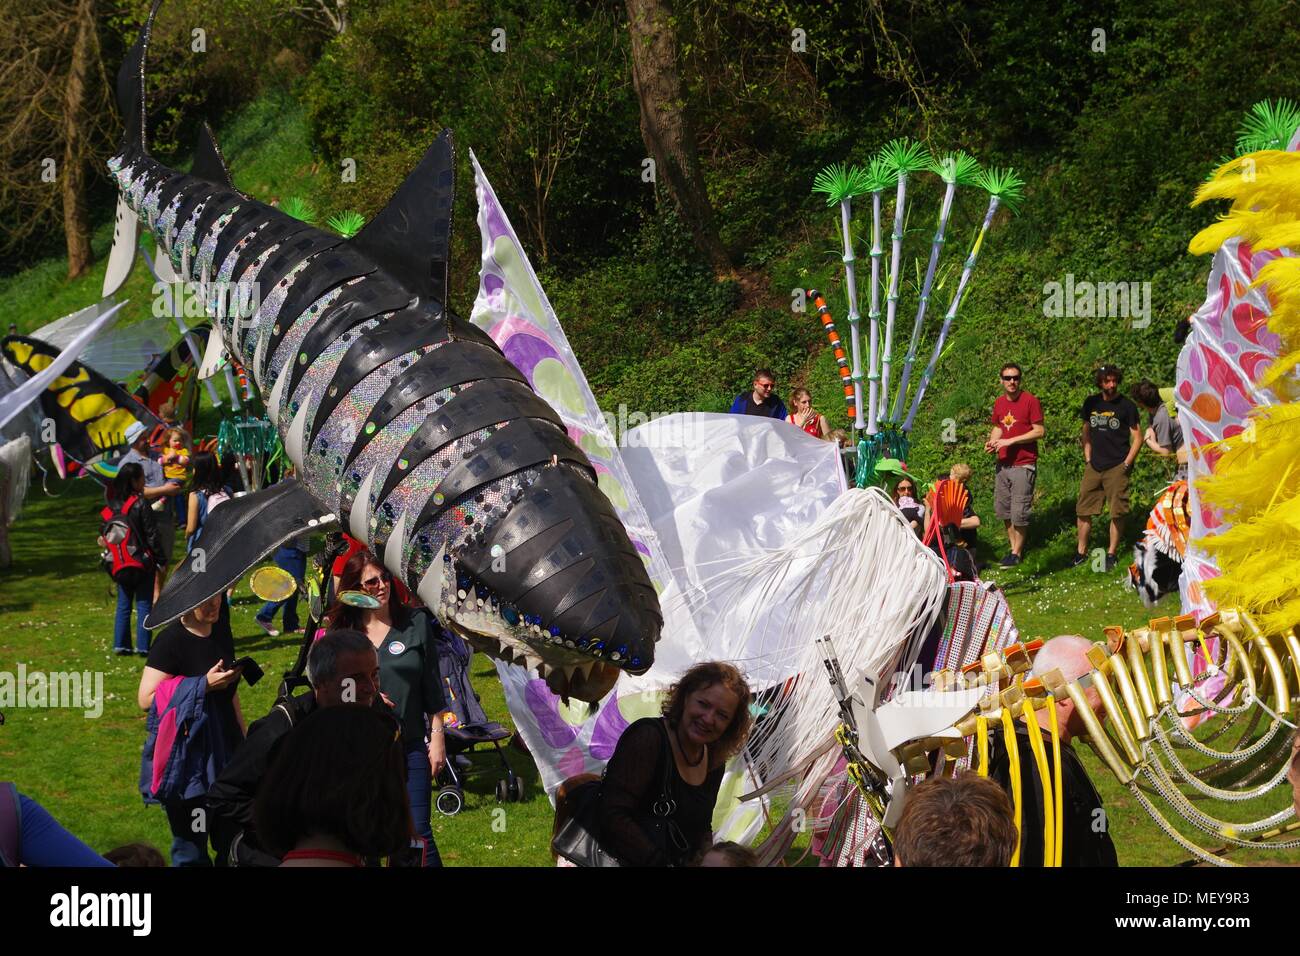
[119,421,183,601]
[1073,365,1141,571]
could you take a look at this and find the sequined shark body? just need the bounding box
[121,4,659,699]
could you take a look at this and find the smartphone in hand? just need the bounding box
[226,656,265,686]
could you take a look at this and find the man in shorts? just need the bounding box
[985,363,1044,567]
[1073,365,1141,571]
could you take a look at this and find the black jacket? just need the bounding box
[207,691,318,866]
[988,723,1119,867]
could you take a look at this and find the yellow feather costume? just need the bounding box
[1190,152,1300,626]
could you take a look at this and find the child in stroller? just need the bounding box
[432,627,524,815]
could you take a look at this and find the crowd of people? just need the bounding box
[731,361,1188,573]
[0,361,1218,870]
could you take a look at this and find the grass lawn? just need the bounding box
[3,479,1292,867]
[1,479,554,867]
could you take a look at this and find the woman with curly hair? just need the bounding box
[596,662,753,866]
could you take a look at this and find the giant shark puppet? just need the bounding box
[96,2,660,702]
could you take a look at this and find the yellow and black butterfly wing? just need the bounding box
[1,335,162,466]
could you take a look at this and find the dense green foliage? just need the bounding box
[7,0,1300,550]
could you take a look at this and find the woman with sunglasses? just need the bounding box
[325,550,448,867]
[892,477,925,537]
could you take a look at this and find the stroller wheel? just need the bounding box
[495,779,509,803]
[435,786,464,816]
[507,776,525,802]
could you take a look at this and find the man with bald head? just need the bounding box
[989,634,1118,866]
[207,629,383,865]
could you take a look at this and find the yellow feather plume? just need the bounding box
[1196,403,1300,622]
[1193,151,1300,207]
[1250,221,1300,251]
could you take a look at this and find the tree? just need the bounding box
[624,0,731,274]
[0,0,113,279]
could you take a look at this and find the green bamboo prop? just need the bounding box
[876,139,928,428]
[889,150,981,422]
[904,166,1025,431]
[812,164,873,431]
[863,158,893,436]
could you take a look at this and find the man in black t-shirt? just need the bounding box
[1073,365,1141,571]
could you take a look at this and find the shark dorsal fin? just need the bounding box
[192,121,233,187]
[115,0,165,156]
[349,129,455,305]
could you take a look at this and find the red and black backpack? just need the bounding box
[99,495,152,583]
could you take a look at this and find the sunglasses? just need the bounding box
[361,570,393,590]
[1001,375,1021,381]
[756,382,775,389]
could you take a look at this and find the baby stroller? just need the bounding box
[432,627,524,815]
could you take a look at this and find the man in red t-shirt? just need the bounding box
[984,363,1045,567]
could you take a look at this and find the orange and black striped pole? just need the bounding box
[808,289,856,421]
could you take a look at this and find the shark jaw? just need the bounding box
[429,558,635,702]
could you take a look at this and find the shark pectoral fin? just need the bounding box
[349,129,454,305]
[349,466,377,541]
[198,324,226,380]
[193,121,233,187]
[102,197,139,298]
[146,479,327,628]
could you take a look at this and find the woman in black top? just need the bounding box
[137,592,245,865]
[598,661,753,866]
[106,462,163,655]
[326,550,448,867]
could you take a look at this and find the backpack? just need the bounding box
[99,495,152,583]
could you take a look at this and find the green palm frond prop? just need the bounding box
[977,166,1027,213]
[862,156,896,193]
[1235,99,1300,154]
[812,163,872,205]
[929,150,982,186]
[327,210,366,238]
[280,196,317,224]
[879,138,929,175]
